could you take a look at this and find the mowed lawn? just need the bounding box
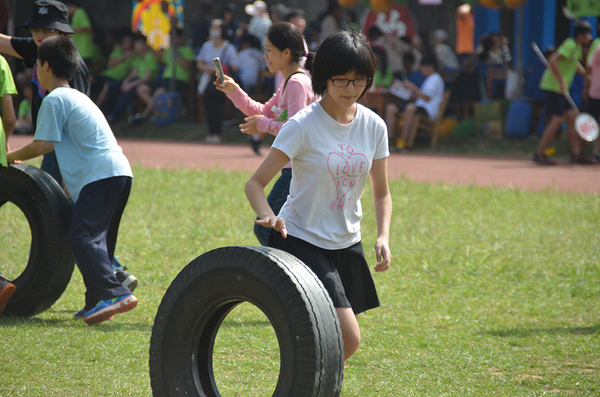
[0,166,599,396]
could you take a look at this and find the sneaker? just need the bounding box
[83,294,137,325]
[569,153,596,165]
[205,135,221,144]
[115,267,138,293]
[0,277,16,317]
[532,152,557,166]
[74,308,86,318]
[128,113,144,126]
[249,137,262,155]
[75,308,114,321]
[393,138,408,153]
[594,153,600,164]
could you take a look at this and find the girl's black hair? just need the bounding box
[311,29,375,100]
[37,36,79,80]
[420,52,438,70]
[266,22,313,71]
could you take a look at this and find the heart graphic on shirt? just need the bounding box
[327,151,368,210]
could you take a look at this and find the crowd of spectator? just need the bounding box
[8,1,369,142]
[5,0,599,166]
[6,1,509,132]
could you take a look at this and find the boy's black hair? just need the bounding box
[37,35,79,80]
[371,45,388,74]
[420,52,438,70]
[285,8,305,22]
[267,22,313,71]
[311,29,375,100]
[574,20,592,38]
[368,25,383,40]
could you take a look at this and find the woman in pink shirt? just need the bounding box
[217,22,317,245]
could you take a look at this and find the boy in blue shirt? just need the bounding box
[7,36,137,325]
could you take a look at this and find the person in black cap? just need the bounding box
[0,1,138,316]
[0,0,88,185]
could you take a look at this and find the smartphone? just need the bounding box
[213,57,225,87]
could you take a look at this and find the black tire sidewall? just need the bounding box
[149,246,344,397]
[0,164,74,316]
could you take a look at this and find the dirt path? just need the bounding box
[8,135,600,194]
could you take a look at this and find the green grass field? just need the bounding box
[1,166,599,396]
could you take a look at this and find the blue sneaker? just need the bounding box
[75,307,115,321]
[83,294,137,325]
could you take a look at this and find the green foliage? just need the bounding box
[1,167,599,396]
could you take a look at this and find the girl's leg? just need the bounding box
[401,103,417,141]
[336,307,361,361]
[384,103,399,140]
[536,115,564,155]
[564,110,581,155]
[96,82,110,109]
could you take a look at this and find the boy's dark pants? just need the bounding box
[69,176,133,311]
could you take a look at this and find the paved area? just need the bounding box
[8,135,600,194]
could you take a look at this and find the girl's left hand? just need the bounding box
[255,216,287,238]
[240,115,261,135]
[374,237,391,272]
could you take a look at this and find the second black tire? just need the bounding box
[0,164,75,317]
[149,245,344,397]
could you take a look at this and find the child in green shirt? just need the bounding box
[0,53,17,316]
[64,0,94,64]
[0,54,17,167]
[96,31,135,113]
[106,33,158,122]
[14,85,33,135]
[533,21,593,165]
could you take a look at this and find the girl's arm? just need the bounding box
[245,148,291,237]
[107,48,133,68]
[369,157,392,272]
[404,80,432,102]
[197,59,215,74]
[221,75,277,119]
[257,78,310,135]
[1,94,16,144]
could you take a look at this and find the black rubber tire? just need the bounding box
[149,245,344,397]
[0,164,75,317]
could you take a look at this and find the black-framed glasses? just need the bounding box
[30,27,56,35]
[329,78,371,88]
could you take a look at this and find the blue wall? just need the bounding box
[476,0,599,72]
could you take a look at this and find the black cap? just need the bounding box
[22,1,74,34]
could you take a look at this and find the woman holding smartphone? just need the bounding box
[216,22,317,246]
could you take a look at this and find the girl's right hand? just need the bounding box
[215,74,238,94]
[254,216,287,238]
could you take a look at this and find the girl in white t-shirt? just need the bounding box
[245,30,392,362]
[217,22,317,246]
